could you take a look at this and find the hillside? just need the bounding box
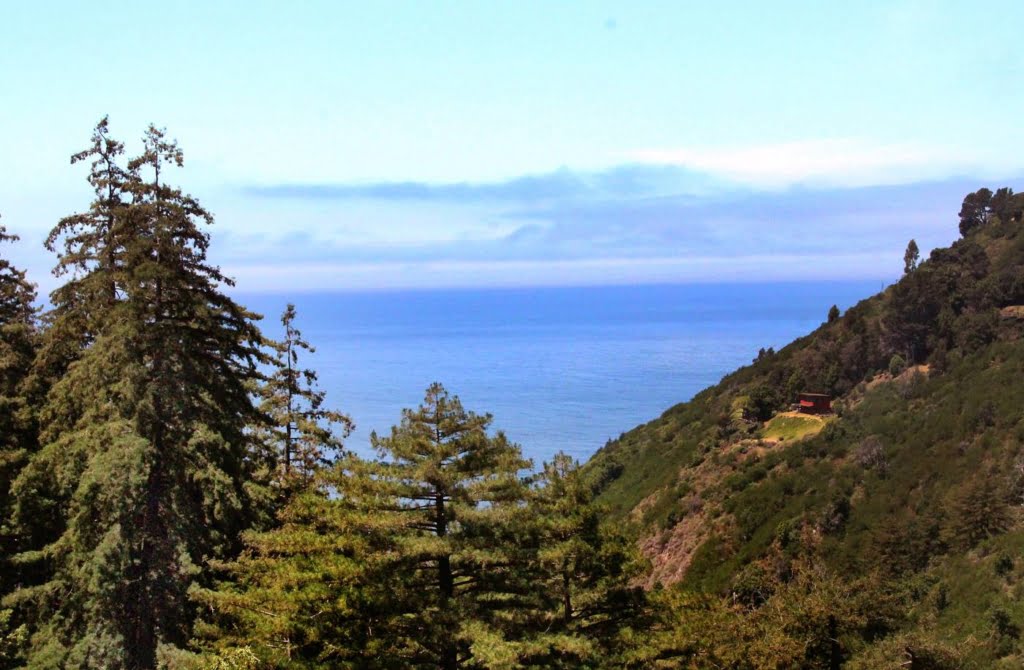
[584,187,1024,665]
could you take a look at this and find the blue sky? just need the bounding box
[2,1,1023,292]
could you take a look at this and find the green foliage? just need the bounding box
[6,145,1024,670]
[946,477,1011,550]
[254,304,353,495]
[0,220,38,604]
[747,384,780,421]
[200,385,651,668]
[959,187,993,237]
[888,353,907,376]
[760,414,826,442]
[587,192,1024,664]
[527,453,648,666]
[904,238,920,274]
[624,562,903,669]
[0,609,27,667]
[197,648,263,670]
[194,458,393,668]
[6,120,270,668]
[846,631,977,669]
[356,383,538,668]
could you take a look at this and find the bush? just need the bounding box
[956,310,999,352]
[854,435,887,473]
[995,554,1015,577]
[747,384,781,422]
[818,495,851,535]
[846,631,975,669]
[889,354,907,376]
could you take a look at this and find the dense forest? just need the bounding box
[0,120,646,669]
[2,120,1024,668]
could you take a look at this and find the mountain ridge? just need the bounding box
[582,186,1024,664]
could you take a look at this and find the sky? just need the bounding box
[2,1,1023,293]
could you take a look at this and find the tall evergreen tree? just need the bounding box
[256,304,353,493]
[201,384,537,669]
[522,453,647,667]
[194,453,398,668]
[903,239,920,274]
[0,221,37,668]
[947,477,1011,550]
[31,117,132,388]
[6,119,135,578]
[364,383,534,669]
[191,305,356,664]
[8,121,268,669]
[0,221,37,539]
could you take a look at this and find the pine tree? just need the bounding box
[191,306,356,665]
[5,120,135,584]
[521,453,647,667]
[903,239,920,274]
[8,121,269,669]
[0,609,27,667]
[256,304,353,493]
[947,477,1011,550]
[364,383,534,669]
[200,384,535,668]
[194,454,401,668]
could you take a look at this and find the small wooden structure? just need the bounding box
[796,392,831,415]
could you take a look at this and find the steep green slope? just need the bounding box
[584,188,1024,663]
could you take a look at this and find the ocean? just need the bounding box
[238,281,881,466]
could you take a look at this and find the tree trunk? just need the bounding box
[828,614,841,670]
[437,492,457,669]
[562,566,572,625]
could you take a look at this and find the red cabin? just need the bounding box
[797,392,831,415]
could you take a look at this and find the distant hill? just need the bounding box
[584,187,1024,665]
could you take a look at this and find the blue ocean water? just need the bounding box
[238,281,881,465]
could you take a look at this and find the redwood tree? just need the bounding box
[0,220,37,667]
[9,121,269,669]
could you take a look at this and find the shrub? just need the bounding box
[747,384,781,422]
[995,554,1015,578]
[818,495,851,535]
[854,435,887,473]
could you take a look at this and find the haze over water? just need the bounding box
[241,280,880,465]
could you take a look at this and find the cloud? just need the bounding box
[628,139,967,188]
[241,139,987,216]
[211,153,1020,291]
[214,176,993,279]
[242,164,722,203]
[487,185,960,267]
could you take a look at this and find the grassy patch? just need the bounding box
[760,412,829,442]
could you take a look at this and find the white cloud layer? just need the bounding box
[629,139,968,188]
